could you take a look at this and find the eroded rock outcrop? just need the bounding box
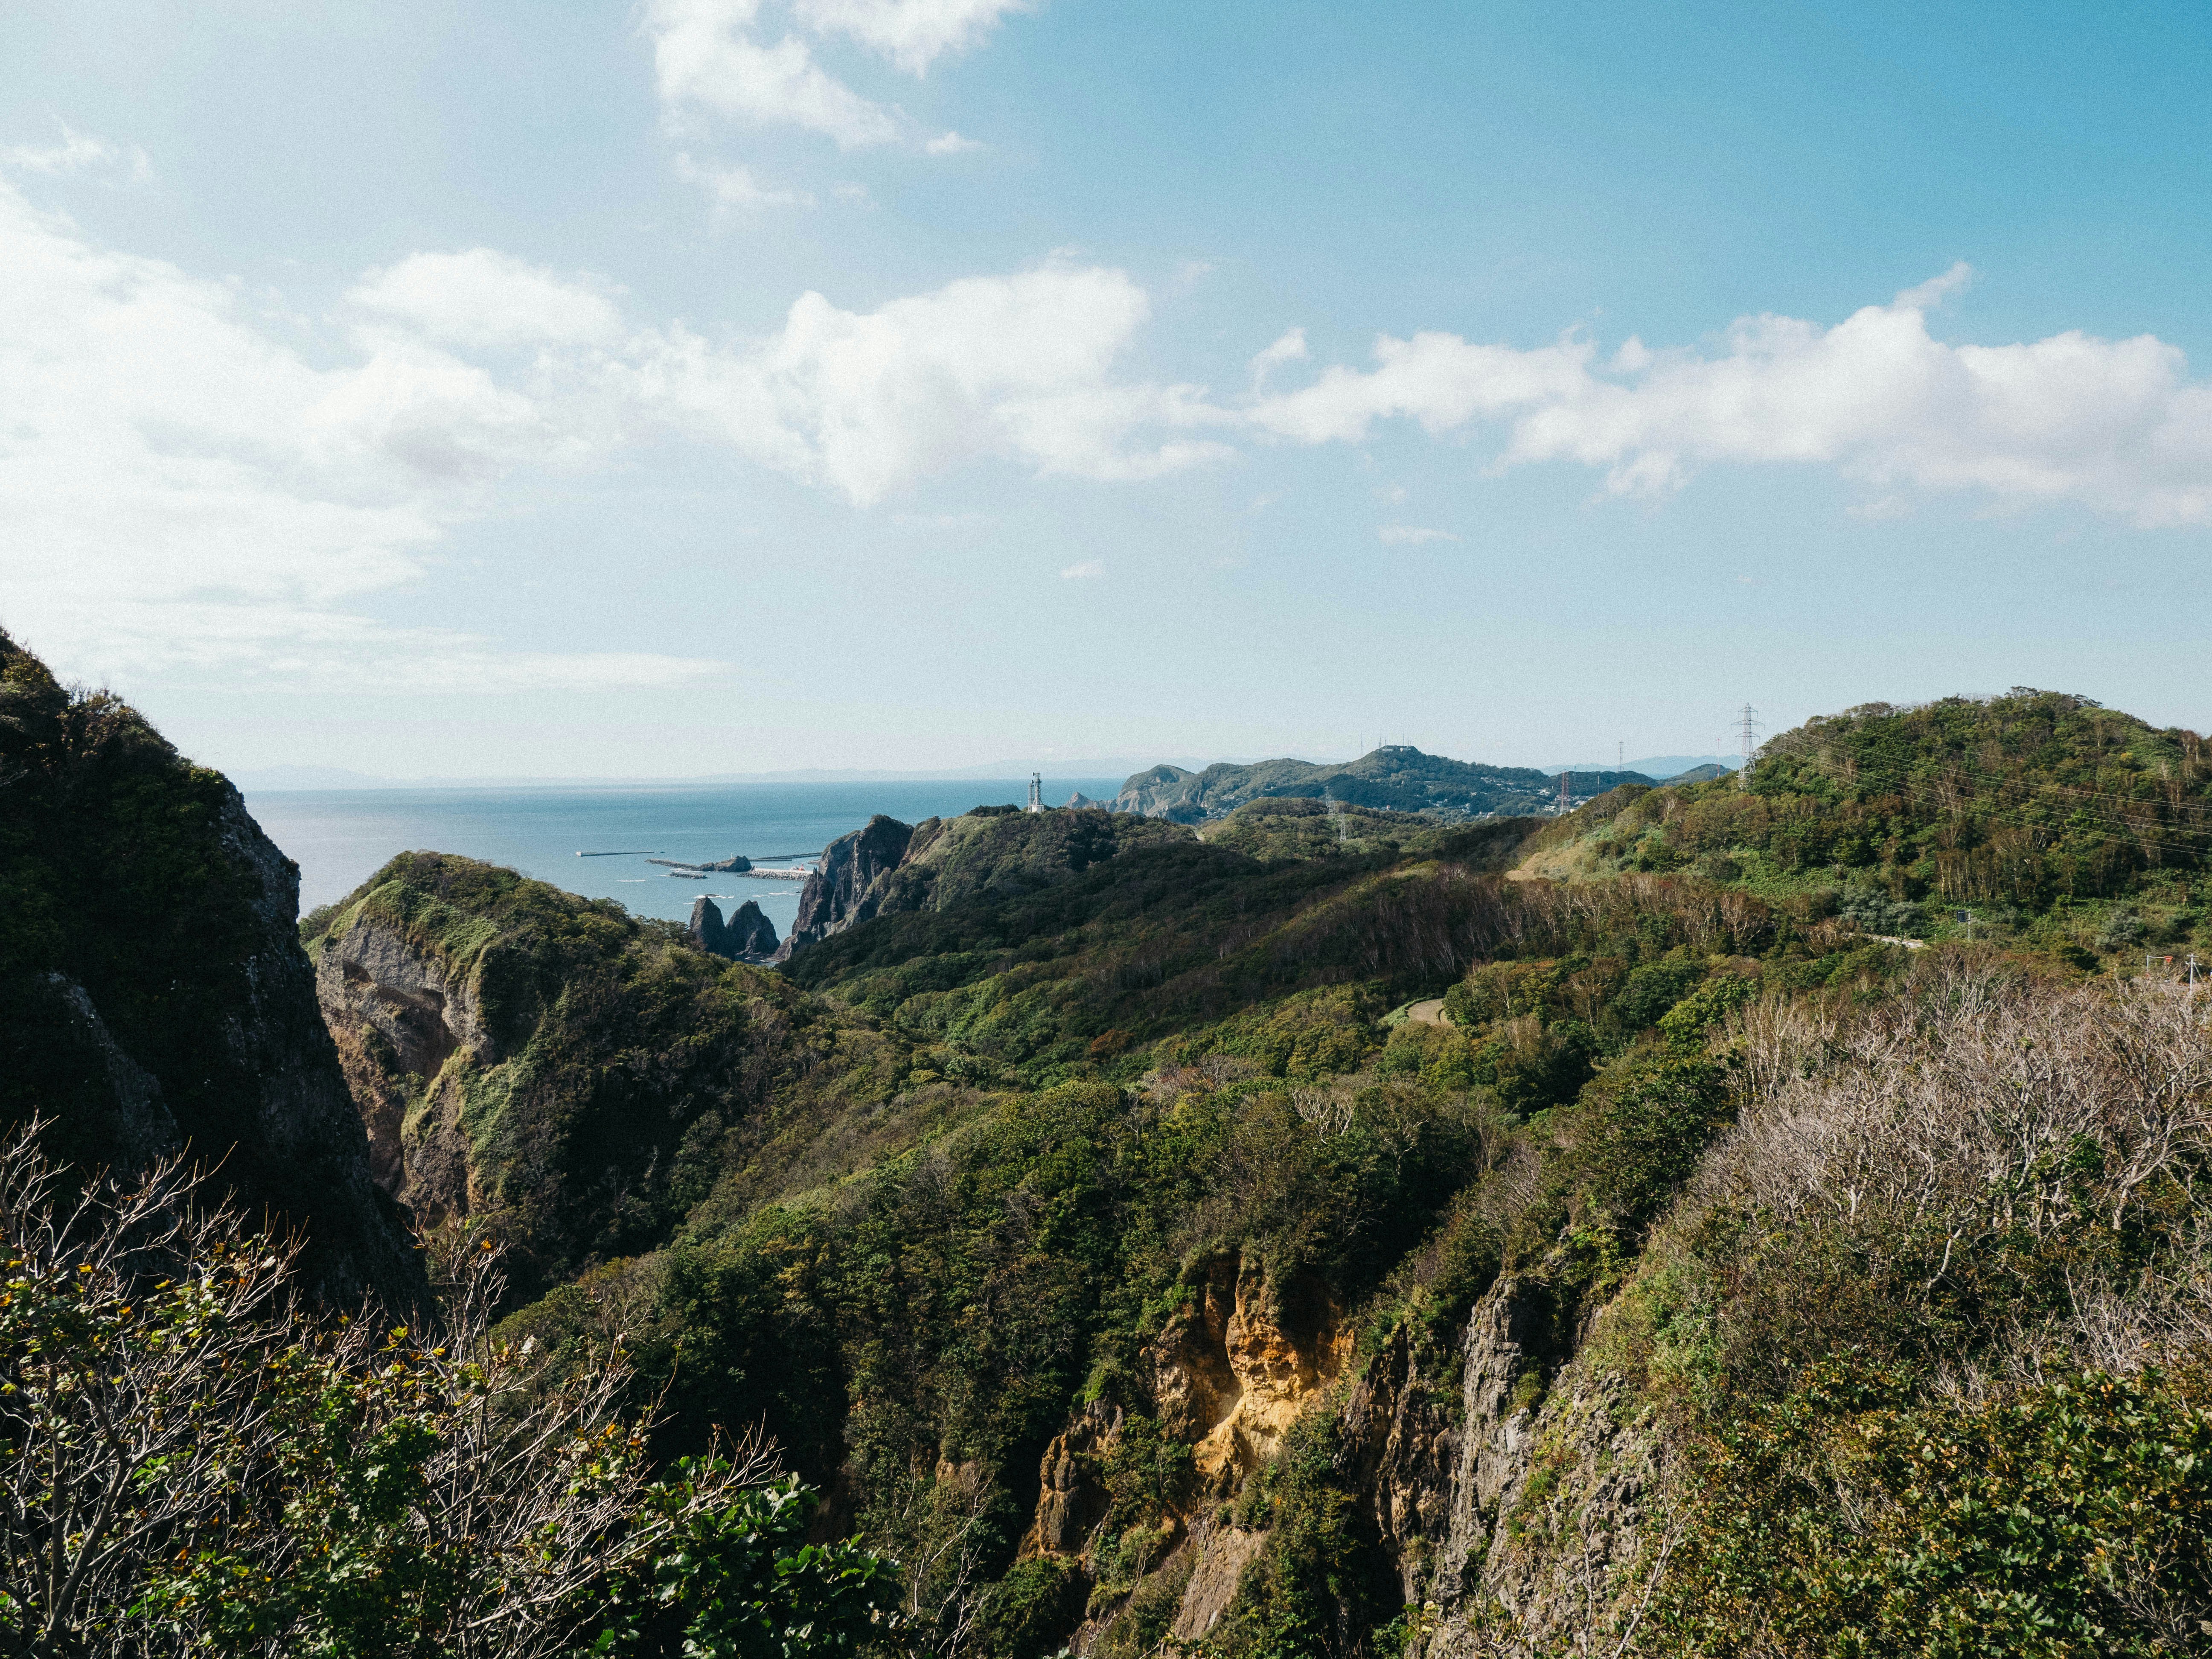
[1019,1400,1125,1558]
[773,815,915,960]
[687,896,780,962]
[1151,1253,1352,1485]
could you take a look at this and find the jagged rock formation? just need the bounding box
[774,807,1193,963]
[1114,747,1653,824]
[774,814,916,960]
[1151,1253,1351,1486]
[686,895,779,961]
[1021,1401,1125,1557]
[0,629,421,1309]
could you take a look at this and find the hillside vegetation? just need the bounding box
[22,675,2212,1659]
[1519,689,2212,965]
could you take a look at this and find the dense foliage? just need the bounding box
[1526,691,2212,962]
[0,1125,904,1659]
[0,631,274,1171]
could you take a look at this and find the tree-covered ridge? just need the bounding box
[1113,746,1650,824]
[1195,797,1511,862]
[1517,690,2212,961]
[868,807,1198,917]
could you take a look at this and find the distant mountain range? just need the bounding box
[230,751,1742,795]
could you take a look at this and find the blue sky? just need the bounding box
[5,0,2211,777]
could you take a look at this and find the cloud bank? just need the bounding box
[1251,266,2212,527]
[0,181,1215,683]
[12,157,2212,701]
[631,263,1228,502]
[643,0,1025,203]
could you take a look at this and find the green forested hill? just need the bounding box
[1519,689,2212,963]
[1113,745,1648,823]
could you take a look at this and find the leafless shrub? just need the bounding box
[1290,1084,1357,1135]
[1689,966,2212,1378]
[0,1124,291,1655]
[0,1119,773,1658]
[1144,1054,1260,1106]
[879,1455,997,1659]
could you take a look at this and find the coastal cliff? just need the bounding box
[307,852,901,1294]
[775,813,916,959]
[0,629,420,1308]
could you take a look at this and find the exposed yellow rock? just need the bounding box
[1153,1254,1350,1482]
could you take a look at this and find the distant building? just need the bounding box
[1026,772,1043,813]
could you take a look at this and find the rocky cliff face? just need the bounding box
[314,893,501,1225]
[774,814,916,960]
[307,852,891,1295]
[0,629,422,1310]
[1016,1263,1656,1656]
[687,895,780,962]
[1151,1253,1351,1487]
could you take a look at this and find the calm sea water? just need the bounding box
[245,779,1129,940]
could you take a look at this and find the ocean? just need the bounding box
[245,778,1130,940]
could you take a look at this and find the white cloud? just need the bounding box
[348,248,626,348]
[925,129,983,154]
[1249,266,2212,527]
[1060,559,1103,579]
[0,181,710,688]
[646,0,900,148]
[0,179,1228,687]
[1,121,151,184]
[626,260,1231,503]
[794,0,1029,74]
[674,151,810,210]
[1377,524,1456,545]
[1249,326,1306,389]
